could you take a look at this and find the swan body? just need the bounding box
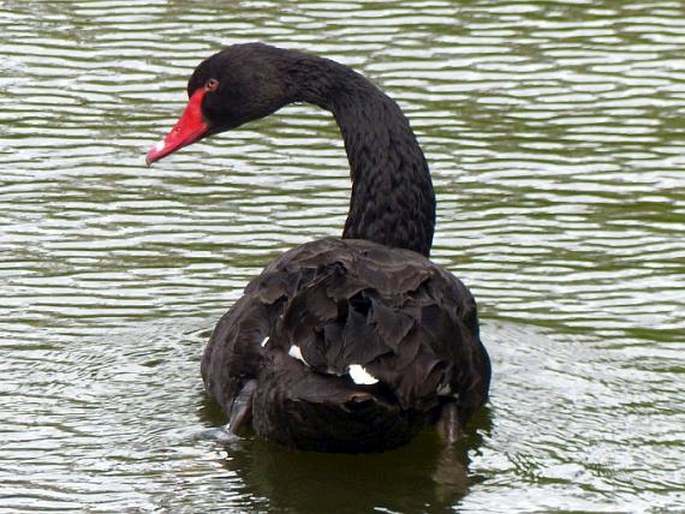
[147,43,490,452]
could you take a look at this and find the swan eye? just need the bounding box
[205,78,219,92]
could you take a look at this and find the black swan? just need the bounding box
[146,43,490,453]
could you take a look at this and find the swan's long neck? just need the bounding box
[287,55,436,257]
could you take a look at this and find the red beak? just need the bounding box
[146,88,210,165]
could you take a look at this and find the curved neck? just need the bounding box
[286,54,436,257]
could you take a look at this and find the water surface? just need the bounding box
[1,1,683,512]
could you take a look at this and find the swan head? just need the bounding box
[146,43,293,165]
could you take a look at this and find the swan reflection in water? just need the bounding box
[198,399,493,513]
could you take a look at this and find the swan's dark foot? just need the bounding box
[433,402,470,496]
[436,401,461,444]
[228,379,257,434]
[433,444,470,498]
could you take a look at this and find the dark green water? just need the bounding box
[1,1,683,512]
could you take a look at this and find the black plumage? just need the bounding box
[147,43,491,452]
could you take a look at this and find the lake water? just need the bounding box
[1,1,683,512]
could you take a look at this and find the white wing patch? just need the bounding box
[348,364,379,385]
[437,383,451,396]
[260,336,270,348]
[288,345,309,366]
[437,382,459,400]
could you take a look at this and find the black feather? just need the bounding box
[202,238,490,451]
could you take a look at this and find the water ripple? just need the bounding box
[1,0,683,511]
